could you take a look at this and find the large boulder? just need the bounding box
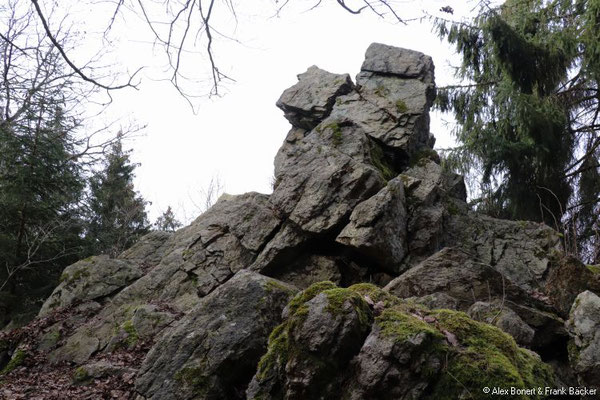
[385,247,530,310]
[276,66,354,130]
[468,301,536,347]
[445,214,561,292]
[336,177,408,274]
[269,121,385,234]
[248,283,555,400]
[39,256,143,316]
[136,271,296,400]
[545,256,600,317]
[567,291,600,389]
[350,43,436,153]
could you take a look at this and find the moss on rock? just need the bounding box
[72,366,90,383]
[265,279,295,296]
[122,320,139,346]
[322,288,372,326]
[256,324,289,380]
[174,366,210,396]
[348,283,399,307]
[253,282,556,399]
[586,264,600,274]
[428,309,555,399]
[377,308,442,342]
[0,349,25,375]
[285,281,337,316]
[396,99,408,113]
[369,142,396,181]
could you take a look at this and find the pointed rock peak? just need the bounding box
[360,43,435,82]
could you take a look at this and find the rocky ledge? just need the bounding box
[1,43,599,399]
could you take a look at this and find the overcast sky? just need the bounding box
[96,0,472,224]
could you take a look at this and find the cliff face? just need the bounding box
[2,43,600,399]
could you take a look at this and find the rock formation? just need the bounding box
[1,43,599,399]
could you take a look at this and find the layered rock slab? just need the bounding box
[336,177,407,274]
[136,271,296,400]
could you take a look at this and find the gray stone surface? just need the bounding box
[269,119,386,234]
[119,231,174,264]
[567,290,600,389]
[385,247,530,310]
[411,292,460,310]
[74,361,136,381]
[468,301,536,346]
[336,177,407,274]
[359,43,435,81]
[135,271,296,400]
[266,254,341,289]
[341,321,443,400]
[39,256,143,316]
[276,66,353,130]
[544,256,600,316]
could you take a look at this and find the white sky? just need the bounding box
[92,0,473,224]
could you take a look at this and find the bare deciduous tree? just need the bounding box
[11,0,411,105]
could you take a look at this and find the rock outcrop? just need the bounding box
[1,43,599,399]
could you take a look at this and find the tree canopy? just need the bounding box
[0,101,88,325]
[435,0,600,262]
[155,206,182,232]
[86,138,150,257]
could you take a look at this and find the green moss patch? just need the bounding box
[72,366,90,383]
[0,349,25,375]
[369,142,396,181]
[377,308,442,342]
[255,282,555,399]
[265,279,295,296]
[347,283,405,309]
[286,281,337,316]
[122,320,139,346]
[60,267,91,286]
[428,309,555,399]
[586,264,600,274]
[322,288,372,326]
[256,324,289,380]
[374,85,388,97]
[317,122,343,146]
[396,99,408,113]
[175,366,210,396]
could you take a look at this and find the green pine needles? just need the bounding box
[434,0,600,262]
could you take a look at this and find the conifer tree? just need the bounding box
[0,102,87,324]
[155,206,182,232]
[86,138,150,257]
[435,0,600,262]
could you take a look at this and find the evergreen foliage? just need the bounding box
[86,138,150,257]
[0,102,87,325]
[155,206,182,232]
[435,0,600,262]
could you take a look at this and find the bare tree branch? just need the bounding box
[31,0,142,91]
